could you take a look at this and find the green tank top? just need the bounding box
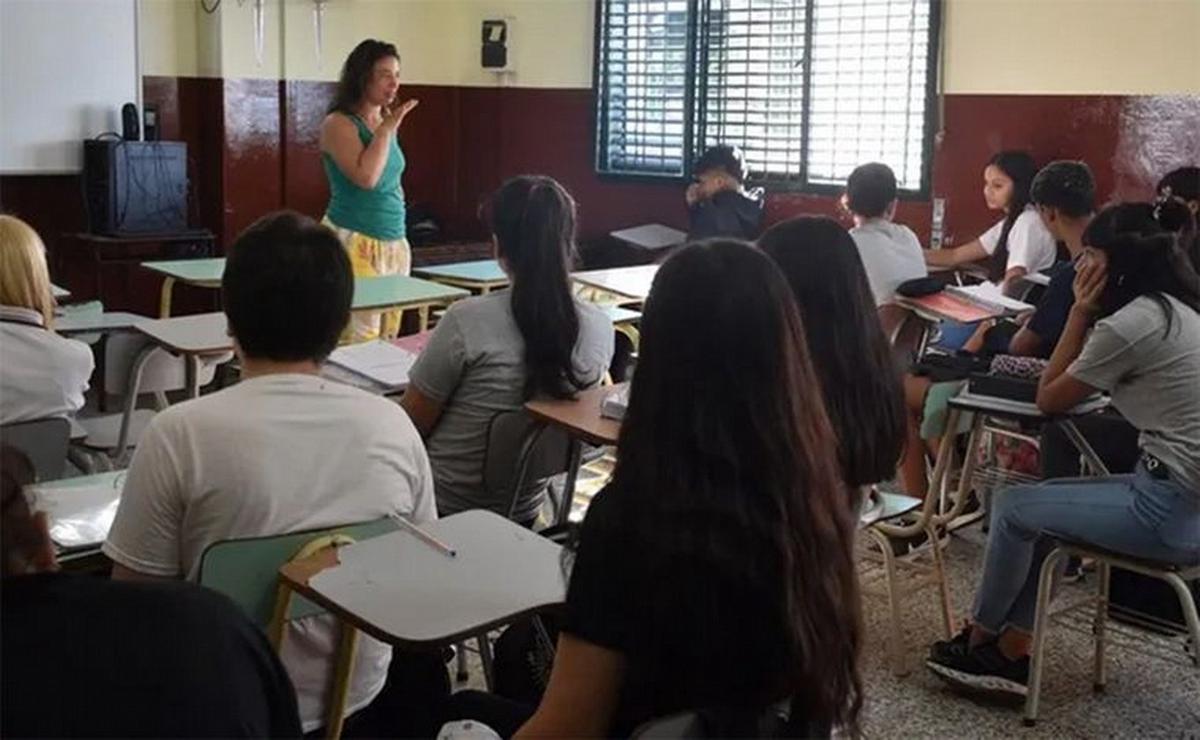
[322,113,406,241]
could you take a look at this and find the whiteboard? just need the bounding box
[0,0,140,174]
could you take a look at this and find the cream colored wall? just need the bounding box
[943,0,1200,95]
[138,0,1200,94]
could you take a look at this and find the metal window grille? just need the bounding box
[595,0,938,193]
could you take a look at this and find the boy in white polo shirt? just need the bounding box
[104,211,444,736]
[845,162,927,306]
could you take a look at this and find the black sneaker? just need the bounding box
[926,641,1030,697]
[929,624,974,663]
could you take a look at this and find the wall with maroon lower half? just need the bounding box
[3,83,1194,309]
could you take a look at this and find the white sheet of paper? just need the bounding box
[328,340,418,388]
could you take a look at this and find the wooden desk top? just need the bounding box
[572,264,658,302]
[278,510,566,647]
[137,312,233,354]
[525,384,624,447]
[352,275,470,311]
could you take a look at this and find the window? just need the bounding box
[594,0,940,194]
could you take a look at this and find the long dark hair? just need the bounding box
[327,39,399,115]
[759,217,906,487]
[606,240,862,731]
[987,151,1038,281]
[1085,203,1200,334]
[485,176,584,399]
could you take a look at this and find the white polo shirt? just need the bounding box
[0,306,93,425]
[978,206,1058,274]
[103,373,438,732]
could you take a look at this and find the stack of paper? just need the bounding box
[947,283,1034,315]
[328,340,419,389]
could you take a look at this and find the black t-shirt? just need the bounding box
[1025,260,1078,357]
[1,573,302,738]
[564,485,821,738]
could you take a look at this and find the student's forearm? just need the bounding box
[1039,307,1092,390]
[924,248,959,267]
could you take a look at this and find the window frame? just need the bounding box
[591,0,943,199]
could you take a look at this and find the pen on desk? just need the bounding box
[390,513,457,557]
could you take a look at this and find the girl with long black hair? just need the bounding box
[925,151,1057,291]
[759,216,907,490]
[508,240,863,737]
[402,176,613,525]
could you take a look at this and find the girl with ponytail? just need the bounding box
[925,151,1058,292]
[402,176,614,525]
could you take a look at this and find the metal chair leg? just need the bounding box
[477,632,496,691]
[455,641,470,682]
[927,523,955,638]
[1165,572,1200,668]
[1024,547,1067,727]
[1093,560,1111,691]
[870,527,909,676]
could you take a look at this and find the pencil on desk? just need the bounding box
[390,513,457,557]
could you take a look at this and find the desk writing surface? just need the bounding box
[287,510,565,646]
[600,305,641,325]
[56,311,148,335]
[137,312,233,354]
[141,258,226,285]
[28,471,124,552]
[525,384,624,447]
[611,223,686,250]
[352,275,469,311]
[572,265,658,302]
[51,283,70,299]
[413,260,507,286]
[948,391,1108,420]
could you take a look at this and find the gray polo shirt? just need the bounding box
[408,290,614,522]
[1069,294,1200,495]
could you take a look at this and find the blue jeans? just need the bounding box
[972,462,1200,633]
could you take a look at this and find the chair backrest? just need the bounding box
[0,418,71,481]
[197,517,397,628]
[483,410,572,520]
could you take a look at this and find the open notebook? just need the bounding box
[327,340,419,389]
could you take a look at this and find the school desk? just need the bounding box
[51,283,71,299]
[141,257,224,317]
[600,305,642,352]
[572,264,658,305]
[278,510,565,691]
[928,391,1111,533]
[55,310,149,336]
[351,275,469,334]
[111,312,234,460]
[412,260,508,294]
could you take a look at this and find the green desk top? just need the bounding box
[352,275,469,311]
[142,258,225,284]
[413,260,508,286]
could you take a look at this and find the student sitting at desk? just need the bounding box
[842,163,927,306]
[103,212,444,736]
[1,446,303,738]
[759,216,906,491]
[897,162,1097,500]
[0,215,93,426]
[685,144,765,241]
[926,225,1200,699]
[402,176,613,526]
[924,151,1057,294]
[455,241,862,738]
[1154,166,1199,268]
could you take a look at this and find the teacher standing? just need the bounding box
[320,39,419,342]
